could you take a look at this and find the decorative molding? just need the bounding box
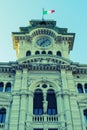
[31,29,56,39]
[0,93,12,103]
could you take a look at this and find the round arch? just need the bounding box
[28,80,59,92]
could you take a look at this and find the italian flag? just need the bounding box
[43,10,55,15]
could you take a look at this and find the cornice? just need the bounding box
[0,93,12,102]
[56,90,77,97]
[0,57,87,74]
[12,90,33,96]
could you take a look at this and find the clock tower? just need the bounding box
[1,19,87,130]
[11,20,76,130]
[12,20,74,60]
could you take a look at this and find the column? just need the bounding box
[70,96,82,130]
[26,92,33,129]
[60,69,68,129]
[9,70,22,130]
[19,69,28,130]
[27,92,33,123]
[56,93,65,129]
[66,70,82,130]
[64,95,73,130]
[9,96,20,130]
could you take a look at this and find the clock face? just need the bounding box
[36,37,51,47]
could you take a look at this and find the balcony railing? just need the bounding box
[32,115,58,123]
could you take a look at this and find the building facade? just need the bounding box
[0,20,87,130]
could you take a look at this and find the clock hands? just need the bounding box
[36,37,51,47]
[40,39,48,46]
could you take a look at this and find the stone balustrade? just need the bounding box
[32,115,58,123]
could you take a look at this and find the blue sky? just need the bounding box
[0,0,87,64]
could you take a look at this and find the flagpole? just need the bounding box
[42,8,44,21]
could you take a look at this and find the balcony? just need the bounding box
[32,115,58,123]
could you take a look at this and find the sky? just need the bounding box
[0,0,87,64]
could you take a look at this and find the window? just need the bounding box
[77,83,83,93]
[35,51,40,55]
[56,51,62,57]
[0,82,4,92]
[47,89,57,115]
[33,89,43,115]
[42,84,47,88]
[41,51,46,54]
[26,51,31,56]
[5,82,11,92]
[34,108,43,115]
[0,108,6,123]
[84,84,87,93]
[48,51,52,55]
[84,109,87,124]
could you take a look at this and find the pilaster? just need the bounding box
[66,70,82,130]
[63,95,73,130]
[27,92,33,123]
[9,70,22,130]
[19,68,28,130]
[69,96,82,130]
[56,93,65,129]
[60,69,72,130]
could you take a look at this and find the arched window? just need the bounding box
[56,51,62,57]
[48,51,52,55]
[0,108,6,123]
[84,109,87,124]
[26,51,31,56]
[42,84,47,88]
[5,82,11,92]
[77,83,83,93]
[35,51,40,55]
[41,51,46,54]
[0,82,4,92]
[47,89,57,115]
[33,89,43,115]
[84,84,87,93]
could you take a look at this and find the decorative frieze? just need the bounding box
[0,61,87,74]
[0,67,11,73]
[31,29,56,39]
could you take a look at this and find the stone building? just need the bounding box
[0,19,87,130]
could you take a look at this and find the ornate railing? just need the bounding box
[32,115,58,123]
